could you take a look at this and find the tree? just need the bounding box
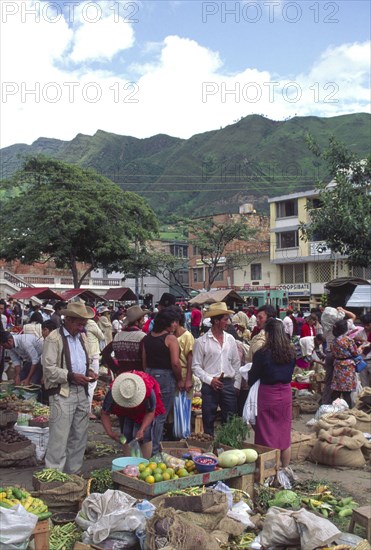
[187,216,259,290]
[300,137,371,267]
[0,157,159,287]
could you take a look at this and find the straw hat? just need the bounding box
[203,302,234,318]
[60,300,95,319]
[112,373,146,408]
[122,305,149,326]
[43,304,54,312]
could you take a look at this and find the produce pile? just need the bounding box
[121,456,196,484]
[0,427,30,446]
[34,468,73,484]
[0,486,51,519]
[49,522,81,550]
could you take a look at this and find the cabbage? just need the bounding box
[268,490,301,509]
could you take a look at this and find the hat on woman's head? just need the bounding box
[112,373,146,408]
[204,301,234,318]
[158,292,176,307]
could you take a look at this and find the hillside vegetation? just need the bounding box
[1,113,370,217]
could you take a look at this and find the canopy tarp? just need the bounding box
[346,285,371,308]
[325,276,370,289]
[10,287,64,301]
[61,289,106,302]
[188,289,244,305]
[103,287,137,302]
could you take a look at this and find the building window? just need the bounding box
[276,231,299,249]
[170,244,187,258]
[350,265,371,280]
[281,264,307,283]
[312,262,333,283]
[193,268,203,283]
[212,268,224,282]
[251,263,262,280]
[276,199,298,218]
[173,269,189,285]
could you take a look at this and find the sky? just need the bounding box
[0,0,370,148]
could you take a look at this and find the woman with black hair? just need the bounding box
[142,307,183,454]
[248,318,295,468]
[331,319,360,408]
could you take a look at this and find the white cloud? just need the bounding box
[0,1,369,148]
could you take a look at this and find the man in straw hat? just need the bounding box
[42,300,97,473]
[192,302,241,436]
[101,370,165,459]
[101,305,149,375]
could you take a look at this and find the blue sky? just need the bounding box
[0,0,370,147]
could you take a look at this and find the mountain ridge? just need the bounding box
[1,113,370,217]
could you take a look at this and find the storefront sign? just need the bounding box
[278,283,311,295]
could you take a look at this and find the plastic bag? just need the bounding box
[173,390,191,439]
[0,504,38,549]
[15,424,49,461]
[128,439,142,458]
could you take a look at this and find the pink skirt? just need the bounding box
[255,383,292,450]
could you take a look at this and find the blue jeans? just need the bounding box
[201,378,237,436]
[146,368,176,455]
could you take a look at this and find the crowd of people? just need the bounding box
[0,293,370,476]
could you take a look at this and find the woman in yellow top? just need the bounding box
[172,306,194,395]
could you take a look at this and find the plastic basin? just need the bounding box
[111,457,149,471]
[193,455,218,473]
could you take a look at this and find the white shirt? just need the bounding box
[283,316,294,337]
[192,330,241,389]
[247,314,257,330]
[62,328,87,375]
[8,334,42,367]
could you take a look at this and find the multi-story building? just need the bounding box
[268,189,371,309]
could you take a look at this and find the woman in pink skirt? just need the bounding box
[248,319,295,468]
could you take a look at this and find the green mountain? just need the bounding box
[1,113,370,217]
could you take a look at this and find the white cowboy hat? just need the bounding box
[203,301,235,318]
[111,373,146,408]
[60,300,95,319]
[122,305,149,326]
[43,304,54,312]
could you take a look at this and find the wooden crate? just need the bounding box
[219,443,279,484]
[112,462,255,500]
[160,440,189,458]
[31,519,49,550]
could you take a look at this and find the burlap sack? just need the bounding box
[0,443,37,467]
[315,411,357,433]
[348,409,371,433]
[296,396,320,414]
[34,474,87,507]
[361,439,371,463]
[290,431,316,462]
[309,427,367,467]
[146,506,220,550]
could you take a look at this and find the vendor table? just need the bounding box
[31,519,49,550]
[112,462,255,500]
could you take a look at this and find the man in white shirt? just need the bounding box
[0,331,43,386]
[192,302,241,436]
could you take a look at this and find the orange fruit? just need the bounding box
[165,468,174,478]
[145,475,155,484]
[158,462,167,471]
[154,473,163,483]
[153,467,163,475]
[142,468,152,478]
[149,462,158,470]
[162,472,170,481]
[177,468,188,478]
[138,463,148,472]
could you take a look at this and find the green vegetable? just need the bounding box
[34,469,72,483]
[268,490,301,509]
[37,511,52,521]
[338,508,353,518]
[0,501,12,509]
[49,522,81,550]
[214,415,250,449]
[90,468,114,494]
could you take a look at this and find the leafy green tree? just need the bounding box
[0,157,159,287]
[187,217,259,290]
[300,137,371,267]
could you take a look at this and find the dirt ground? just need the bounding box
[1,412,370,508]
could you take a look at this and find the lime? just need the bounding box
[162,472,171,481]
[154,473,163,483]
[138,463,148,472]
[165,468,174,478]
[158,462,167,471]
[145,475,155,484]
[177,468,188,478]
[153,467,163,475]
